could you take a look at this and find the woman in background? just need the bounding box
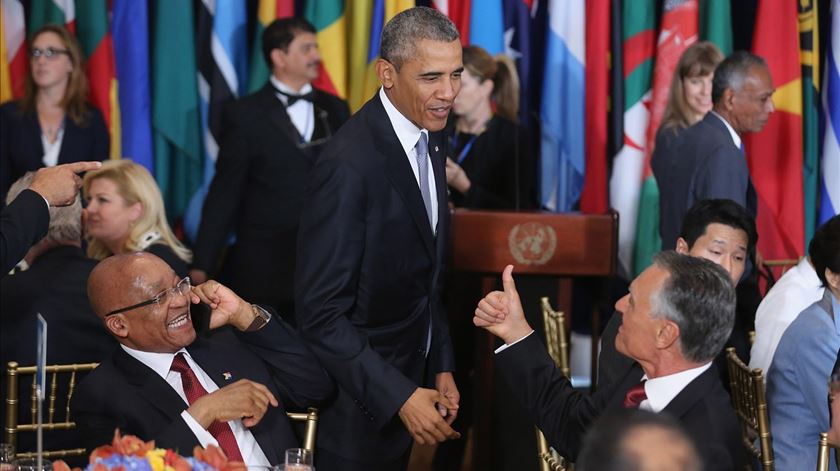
[0,24,108,204]
[445,45,533,210]
[83,159,190,277]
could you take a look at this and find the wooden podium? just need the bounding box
[448,209,618,469]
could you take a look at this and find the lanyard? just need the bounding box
[450,133,480,165]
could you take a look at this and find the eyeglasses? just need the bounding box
[106,277,191,316]
[29,47,70,59]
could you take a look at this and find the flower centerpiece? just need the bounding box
[53,431,247,471]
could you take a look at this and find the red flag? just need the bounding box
[580,0,610,213]
[434,0,471,45]
[743,0,805,261]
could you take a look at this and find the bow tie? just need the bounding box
[275,88,315,106]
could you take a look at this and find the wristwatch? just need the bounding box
[245,304,272,332]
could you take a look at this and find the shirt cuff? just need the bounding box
[39,193,50,209]
[180,410,219,446]
[494,330,535,354]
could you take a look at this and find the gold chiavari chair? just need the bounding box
[5,361,99,459]
[725,348,774,470]
[286,407,319,454]
[536,297,572,471]
[816,432,839,471]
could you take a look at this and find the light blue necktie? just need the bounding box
[415,133,434,231]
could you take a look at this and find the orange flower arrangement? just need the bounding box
[52,431,247,471]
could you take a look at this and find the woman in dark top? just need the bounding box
[82,160,191,277]
[0,24,108,204]
[445,45,532,210]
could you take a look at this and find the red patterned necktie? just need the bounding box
[170,353,244,461]
[623,380,648,409]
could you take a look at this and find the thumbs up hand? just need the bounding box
[473,265,534,345]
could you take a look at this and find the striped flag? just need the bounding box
[76,0,120,159]
[502,0,535,125]
[434,0,471,45]
[821,0,840,223]
[247,0,294,94]
[28,0,75,33]
[580,0,609,214]
[305,0,346,99]
[469,0,504,55]
[608,0,656,277]
[184,0,248,240]
[539,0,585,213]
[744,0,805,261]
[1,0,25,100]
[633,0,698,274]
[800,0,820,244]
[113,0,152,170]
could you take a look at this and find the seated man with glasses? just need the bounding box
[72,252,333,464]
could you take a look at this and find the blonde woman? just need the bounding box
[83,160,191,276]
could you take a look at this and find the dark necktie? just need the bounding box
[274,88,315,106]
[170,353,244,461]
[623,380,648,409]
[415,133,434,231]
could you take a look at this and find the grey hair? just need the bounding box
[712,50,768,104]
[6,171,83,243]
[380,6,460,70]
[649,251,735,363]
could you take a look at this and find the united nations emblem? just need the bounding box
[508,222,557,265]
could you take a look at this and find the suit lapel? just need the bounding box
[113,349,188,419]
[367,96,436,259]
[261,85,306,146]
[661,366,719,419]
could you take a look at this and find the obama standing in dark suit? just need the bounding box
[475,253,743,471]
[191,18,349,321]
[295,7,463,470]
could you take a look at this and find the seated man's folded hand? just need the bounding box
[187,379,279,429]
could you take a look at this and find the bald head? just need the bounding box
[88,252,172,319]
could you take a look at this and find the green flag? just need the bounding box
[28,0,71,35]
[700,0,732,55]
[151,0,202,218]
[800,0,819,245]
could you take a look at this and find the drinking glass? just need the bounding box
[13,458,51,471]
[0,444,13,471]
[284,448,313,471]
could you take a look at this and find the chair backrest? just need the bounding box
[286,408,318,453]
[725,348,774,471]
[5,361,99,459]
[817,432,839,471]
[537,297,572,471]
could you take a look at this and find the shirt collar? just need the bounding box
[710,111,742,149]
[270,75,313,103]
[641,362,712,413]
[121,344,190,381]
[379,87,428,156]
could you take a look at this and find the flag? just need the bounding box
[469,0,504,55]
[151,0,202,219]
[75,0,120,159]
[633,0,697,275]
[28,0,75,33]
[800,0,820,244]
[743,0,805,261]
[502,0,534,124]
[579,0,609,214]
[434,0,471,45]
[1,0,26,100]
[185,0,249,240]
[608,0,656,278]
[539,0,585,213]
[247,0,294,94]
[113,0,153,171]
[699,0,732,55]
[305,0,346,98]
[820,0,840,223]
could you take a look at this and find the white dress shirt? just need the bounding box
[271,75,315,142]
[378,87,439,233]
[750,258,825,375]
[638,362,712,412]
[120,345,271,467]
[41,126,64,167]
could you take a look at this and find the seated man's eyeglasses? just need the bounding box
[29,47,70,59]
[106,277,191,316]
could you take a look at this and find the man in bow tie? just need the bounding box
[191,18,350,325]
[72,252,333,463]
[474,252,743,470]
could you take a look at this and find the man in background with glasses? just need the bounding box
[72,252,333,464]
